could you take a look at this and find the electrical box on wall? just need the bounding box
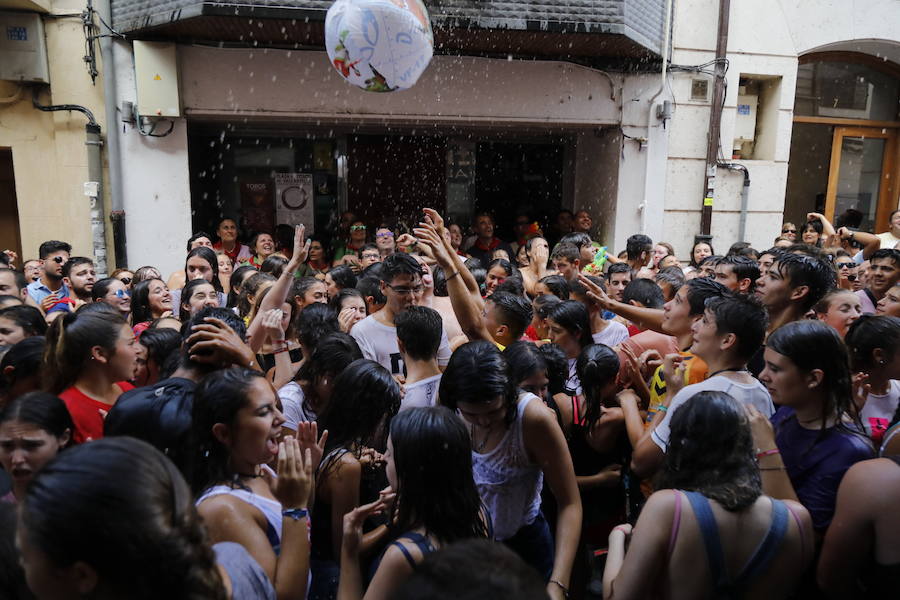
[0,12,50,83]
[134,41,181,117]
[734,94,758,142]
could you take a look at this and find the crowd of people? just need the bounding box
[0,205,899,600]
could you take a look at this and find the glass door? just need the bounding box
[825,127,898,232]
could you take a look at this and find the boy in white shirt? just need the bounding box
[396,305,443,410]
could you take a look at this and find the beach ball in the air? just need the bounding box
[325,0,434,92]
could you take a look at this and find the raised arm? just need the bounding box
[577,273,664,333]
[838,227,881,261]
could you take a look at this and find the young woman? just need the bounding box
[814,289,862,338]
[603,391,813,599]
[759,320,875,532]
[179,278,221,322]
[247,232,277,269]
[524,294,560,343]
[845,315,900,445]
[261,255,289,279]
[310,359,400,600]
[92,277,132,318]
[133,326,182,387]
[303,236,332,277]
[504,340,574,434]
[110,267,134,290]
[0,337,45,405]
[438,341,581,600]
[228,265,258,310]
[652,243,674,270]
[0,392,72,502]
[278,333,362,434]
[191,368,314,600]
[217,250,234,296]
[535,274,570,300]
[238,272,276,322]
[686,241,714,274]
[171,247,226,311]
[131,278,173,334]
[45,309,140,443]
[801,220,823,246]
[329,288,367,334]
[325,265,358,301]
[338,406,491,600]
[546,300,593,398]
[875,281,900,317]
[0,305,46,346]
[18,435,279,599]
[485,259,517,297]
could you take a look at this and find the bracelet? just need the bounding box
[446,270,461,280]
[274,347,290,355]
[549,579,569,598]
[282,508,309,521]
[756,448,780,459]
[655,404,668,413]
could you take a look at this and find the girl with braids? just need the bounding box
[338,407,491,600]
[759,320,874,532]
[310,359,400,600]
[191,367,316,600]
[439,341,581,600]
[603,392,812,599]
[844,315,900,445]
[18,436,275,599]
[44,308,140,443]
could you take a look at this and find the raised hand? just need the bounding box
[287,224,311,270]
[266,435,312,510]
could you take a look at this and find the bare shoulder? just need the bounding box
[198,493,260,528]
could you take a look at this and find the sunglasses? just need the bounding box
[782,229,797,234]
[350,225,367,231]
[52,256,66,264]
[118,276,132,285]
[835,262,855,269]
[376,231,394,238]
[114,289,131,298]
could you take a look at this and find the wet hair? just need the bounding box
[505,341,548,390]
[132,265,162,285]
[657,391,762,511]
[551,242,580,264]
[393,539,547,600]
[0,305,47,337]
[138,327,183,380]
[440,341,518,426]
[689,241,715,268]
[130,278,167,325]
[488,292,533,340]
[538,343,571,396]
[381,252,423,284]
[396,306,442,362]
[227,265,257,308]
[356,276,386,307]
[179,278,217,322]
[655,266,685,296]
[179,308,247,371]
[469,266,487,296]
[493,275,525,298]
[537,274,570,300]
[623,278,665,309]
[357,243,379,259]
[295,302,340,351]
[767,320,862,440]
[559,232,592,250]
[0,337,45,399]
[186,231,213,252]
[0,391,73,445]
[431,265,449,297]
[547,300,593,349]
[329,287,367,315]
[771,253,836,311]
[813,289,858,316]
[361,261,385,282]
[184,247,222,293]
[870,248,900,269]
[607,262,632,279]
[44,309,127,394]
[487,258,517,278]
[685,277,729,317]
[845,315,900,372]
[91,277,122,302]
[296,332,362,386]
[318,359,400,472]
[260,254,288,279]
[533,293,561,321]
[388,407,489,544]
[289,275,323,304]
[328,264,358,291]
[626,234,653,261]
[189,367,269,495]
[38,240,71,260]
[60,256,93,279]
[22,437,226,599]
[699,255,723,271]
[717,255,761,287]
[238,272,275,318]
[576,344,621,428]
[704,294,768,360]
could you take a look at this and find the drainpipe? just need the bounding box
[32,90,109,276]
[95,0,127,268]
[698,0,731,241]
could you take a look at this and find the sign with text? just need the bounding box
[275,173,314,232]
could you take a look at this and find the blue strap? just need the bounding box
[684,491,728,592]
[391,532,436,570]
[734,499,789,585]
[265,521,281,556]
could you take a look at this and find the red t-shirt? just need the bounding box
[60,382,135,444]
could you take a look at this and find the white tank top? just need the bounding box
[472,393,544,540]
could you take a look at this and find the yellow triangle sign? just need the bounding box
[154,74,162,80]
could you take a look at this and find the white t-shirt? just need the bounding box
[592,320,629,347]
[861,379,900,443]
[277,382,315,432]
[566,358,582,398]
[401,374,442,411]
[876,231,900,249]
[351,314,451,376]
[651,375,775,451]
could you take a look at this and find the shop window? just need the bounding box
[732,75,782,161]
[794,61,900,121]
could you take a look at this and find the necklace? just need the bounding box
[708,367,749,378]
[471,424,493,452]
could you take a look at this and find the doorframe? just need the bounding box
[824,126,899,232]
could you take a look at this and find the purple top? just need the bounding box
[772,406,874,531]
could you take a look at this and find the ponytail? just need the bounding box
[43,309,126,394]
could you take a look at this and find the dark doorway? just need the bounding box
[347,134,447,230]
[0,149,22,261]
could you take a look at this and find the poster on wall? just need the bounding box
[240,180,275,234]
[275,173,315,232]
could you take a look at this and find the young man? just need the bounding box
[358,243,382,269]
[857,248,900,314]
[570,279,629,346]
[22,259,42,282]
[396,305,443,410]
[625,234,653,274]
[213,217,252,264]
[573,210,593,235]
[755,252,835,334]
[61,257,96,306]
[630,293,774,479]
[713,254,760,293]
[0,269,29,305]
[606,263,632,303]
[351,253,451,376]
[466,212,513,267]
[26,240,71,312]
[654,267,684,302]
[551,242,581,282]
[356,276,386,315]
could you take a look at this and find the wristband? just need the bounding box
[655,404,668,413]
[756,448,780,459]
[549,579,569,599]
[446,270,461,281]
[282,508,309,521]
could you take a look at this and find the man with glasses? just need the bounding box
[833,254,860,291]
[350,252,451,376]
[780,222,798,242]
[26,240,72,312]
[358,243,382,269]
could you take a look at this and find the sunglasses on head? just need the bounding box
[118,276,132,285]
